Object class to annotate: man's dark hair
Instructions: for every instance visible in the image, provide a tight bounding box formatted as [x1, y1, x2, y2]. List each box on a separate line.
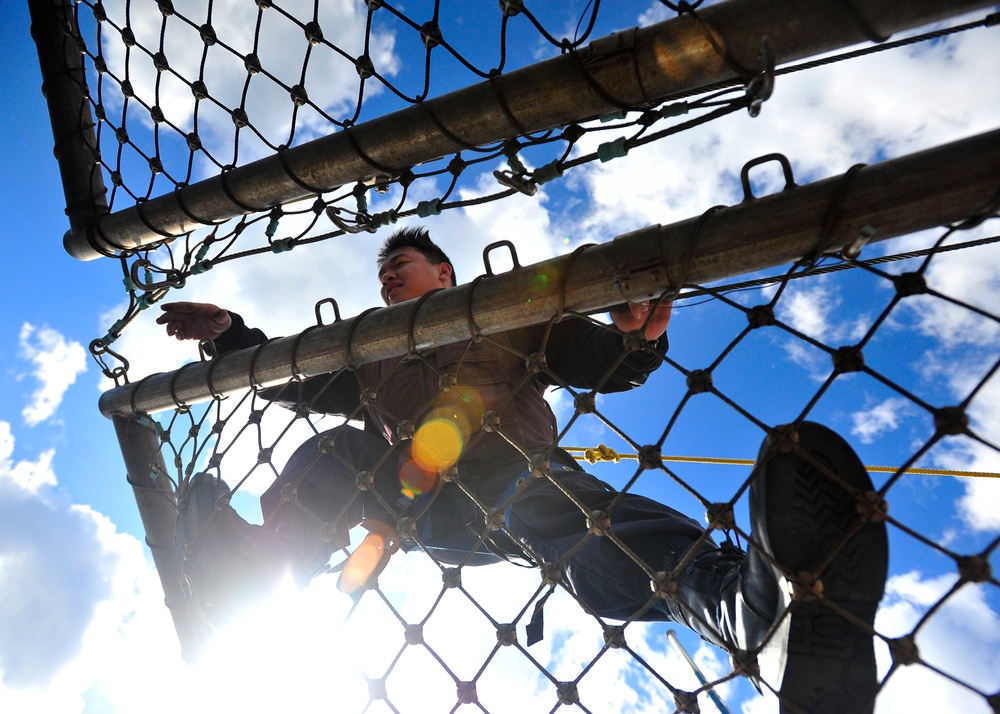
[377, 226, 457, 285]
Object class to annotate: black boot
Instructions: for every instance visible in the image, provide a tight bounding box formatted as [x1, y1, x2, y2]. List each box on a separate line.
[657, 542, 776, 674]
[176, 473, 332, 636]
[663, 422, 888, 713]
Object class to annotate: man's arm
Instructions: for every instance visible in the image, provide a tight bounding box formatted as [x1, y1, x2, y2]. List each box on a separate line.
[531, 307, 670, 393]
[157, 302, 361, 415]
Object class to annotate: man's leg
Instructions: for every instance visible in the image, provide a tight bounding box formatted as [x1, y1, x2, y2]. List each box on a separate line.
[177, 425, 402, 632]
[505, 422, 888, 713]
[260, 424, 405, 555]
[504, 461, 711, 622]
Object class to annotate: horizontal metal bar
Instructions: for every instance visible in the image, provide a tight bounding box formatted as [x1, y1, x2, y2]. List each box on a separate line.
[99, 128, 1000, 418]
[66, 0, 994, 259]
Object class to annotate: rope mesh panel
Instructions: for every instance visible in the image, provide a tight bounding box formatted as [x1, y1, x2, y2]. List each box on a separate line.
[28, 0, 1000, 711]
[139, 214, 999, 711]
[53, 0, 999, 344]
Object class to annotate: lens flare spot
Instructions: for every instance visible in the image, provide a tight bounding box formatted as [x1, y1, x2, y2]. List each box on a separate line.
[529, 271, 549, 291]
[441, 386, 482, 418]
[337, 532, 386, 594]
[411, 417, 465, 473]
[399, 460, 439, 499]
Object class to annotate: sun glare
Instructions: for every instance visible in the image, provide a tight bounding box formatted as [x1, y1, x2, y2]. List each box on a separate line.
[183, 577, 368, 712]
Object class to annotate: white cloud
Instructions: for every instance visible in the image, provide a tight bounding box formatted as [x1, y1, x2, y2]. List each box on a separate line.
[18, 323, 87, 426]
[914, 344, 1000, 532]
[852, 397, 914, 445]
[458, 168, 562, 267]
[0, 410, 747, 712]
[0, 422, 56, 494]
[574, 17, 1000, 252]
[778, 283, 835, 339]
[942, 363, 1000, 532]
[45, 543, 732, 714]
[956, 476, 1000, 532]
[875, 571, 1000, 712]
[770, 280, 871, 373]
[0, 426, 139, 693]
[905, 239, 1000, 349]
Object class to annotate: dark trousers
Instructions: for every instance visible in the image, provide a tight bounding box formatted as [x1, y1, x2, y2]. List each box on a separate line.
[262, 425, 715, 622]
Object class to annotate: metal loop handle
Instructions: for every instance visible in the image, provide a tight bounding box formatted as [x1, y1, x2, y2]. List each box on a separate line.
[314, 298, 342, 325]
[482, 240, 522, 276]
[740, 153, 796, 201]
[198, 339, 218, 362]
[288, 299, 342, 380]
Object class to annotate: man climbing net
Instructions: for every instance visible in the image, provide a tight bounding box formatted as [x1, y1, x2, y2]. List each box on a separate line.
[158, 226, 889, 713]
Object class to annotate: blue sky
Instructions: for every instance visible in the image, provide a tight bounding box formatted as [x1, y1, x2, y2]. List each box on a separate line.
[1, 1, 999, 712]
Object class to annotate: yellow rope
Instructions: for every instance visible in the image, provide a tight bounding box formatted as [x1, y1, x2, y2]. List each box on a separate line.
[562, 445, 1000, 479]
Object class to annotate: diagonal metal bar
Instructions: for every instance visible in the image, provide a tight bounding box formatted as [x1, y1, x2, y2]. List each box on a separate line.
[46, 0, 995, 259]
[98, 128, 1000, 418]
[28, 0, 109, 242]
[112, 414, 205, 660]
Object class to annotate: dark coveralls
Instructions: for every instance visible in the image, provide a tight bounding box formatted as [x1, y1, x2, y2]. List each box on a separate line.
[215, 312, 711, 624]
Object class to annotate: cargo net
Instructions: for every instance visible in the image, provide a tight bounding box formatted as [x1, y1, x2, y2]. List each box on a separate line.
[41, 0, 999, 710]
[50, 0, 988, 350]
[129, 212, 1000, 713]
[67, 0, 780, 345]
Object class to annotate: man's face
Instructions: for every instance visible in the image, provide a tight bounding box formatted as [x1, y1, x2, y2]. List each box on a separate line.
[378, 247, 453, 305]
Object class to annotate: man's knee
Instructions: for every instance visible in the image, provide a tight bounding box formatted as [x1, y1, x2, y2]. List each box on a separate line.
[262, 425, 401, 534]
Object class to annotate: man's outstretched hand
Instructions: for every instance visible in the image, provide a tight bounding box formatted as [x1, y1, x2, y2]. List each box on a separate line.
[156, 302, 232, 341]
[609, 300, 673, 342]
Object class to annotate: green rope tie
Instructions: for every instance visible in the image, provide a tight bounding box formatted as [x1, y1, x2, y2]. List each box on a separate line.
[660, 101, 689, 118]
[533, 162, 563, 185]
[506, 153, 526, 174]
[598, 137, 628, 163]
[417, 198, 442, 217]
[353, 183, 369, 214]
[371, 210, 399, 228]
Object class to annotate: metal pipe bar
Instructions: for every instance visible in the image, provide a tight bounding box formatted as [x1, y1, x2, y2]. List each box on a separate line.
[65, 0, 994, 259]
[112, 414, 205, 660]
[99, 128, 1000, 418]
[666, 630, 733, 714]
[29, 0, 109, 237]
